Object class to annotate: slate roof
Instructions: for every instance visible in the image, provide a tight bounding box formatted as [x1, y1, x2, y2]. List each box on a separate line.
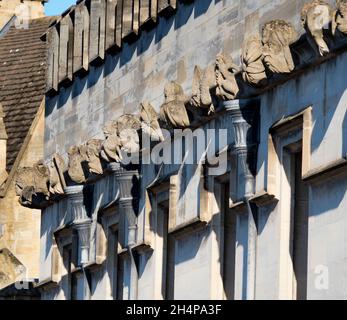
[0, 16, 55, 173]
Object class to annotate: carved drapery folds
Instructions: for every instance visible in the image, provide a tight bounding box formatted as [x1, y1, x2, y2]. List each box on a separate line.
[15, 161, 50, 208]
[262, 20, 298, 74]
[160, 81, 190, 128]
[301, 0, 333, 56]
[242, 35, 267, 86]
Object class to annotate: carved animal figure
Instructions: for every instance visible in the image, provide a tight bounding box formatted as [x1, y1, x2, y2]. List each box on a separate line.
[49, 153, 67, 195]
[215, 53, 240, 101]
[16, 161, 50, 207]
[101, 121, 123, 163]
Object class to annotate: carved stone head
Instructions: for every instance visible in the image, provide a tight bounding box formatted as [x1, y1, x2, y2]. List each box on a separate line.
[301, 0, 333, 56]
[335, 0, 347, 34]
[116, 114, 141, 155]
[262, 20, 298, 73]
[242, 35, 267, 87]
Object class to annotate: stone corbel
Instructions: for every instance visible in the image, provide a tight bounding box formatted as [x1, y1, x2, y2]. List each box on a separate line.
[65, 185, 92, 266]
[222, 99, 260, 205]
[111, 163, 140, 247]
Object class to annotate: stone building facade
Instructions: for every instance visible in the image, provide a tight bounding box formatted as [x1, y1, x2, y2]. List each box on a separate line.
[0, 1, 54, 298]
[17, 0, 347, 299]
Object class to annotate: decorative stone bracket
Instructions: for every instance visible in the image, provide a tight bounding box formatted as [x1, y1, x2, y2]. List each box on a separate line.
[109, 163, 140, 247]
[224, 99, 260, 203]
[64, 185, 92, 266]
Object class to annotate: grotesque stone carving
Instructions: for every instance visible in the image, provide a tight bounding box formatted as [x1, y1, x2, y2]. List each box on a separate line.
[83, 139, 103, 175]
[160, 81, 190, 128]
[16, 161, 50, 208]
[140, 101, 165, 142]
[116, 114, 142, 155]
[190, 65, 217, 114]
[101, 121, 122, 163]
[301, 0, 333, 56]
[101, 115, 141, 163]
[49, 154, 66, 195]
[262, 20, 298, 74]
[333, 0, 347, 35]
[242, 35, 267, 86]
[215, 53, 240, 101]
[67, 146, 88, 184]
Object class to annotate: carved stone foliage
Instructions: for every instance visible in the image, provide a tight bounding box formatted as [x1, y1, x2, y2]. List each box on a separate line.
[140, 101, 165, 141]
[333, 0, 347, 35]
[215, 53, 240, 101]
[242, 35, 267, 86]
[15, 161, 50, 208]
[262, 20, 298, 74]
[160, 81, 190, 128]
[101, 114, 141, 163]
[301, 0, 334, 56]
[49, 153, 66, 195]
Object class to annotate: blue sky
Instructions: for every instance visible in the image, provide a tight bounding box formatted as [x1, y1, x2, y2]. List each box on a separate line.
[45, 0, 76, 16]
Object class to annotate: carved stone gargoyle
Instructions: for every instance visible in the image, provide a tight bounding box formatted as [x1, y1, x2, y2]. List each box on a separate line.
[160, 81, 190, 128]
[49, 153, 66, 195]
[333, 0, 347, 36]
[15, 161, 50, 208]
[140, 101, 165, 142]
[301, 0, 334, 56]
[242, 35, 267, 86]
[262, 20, 298, 74]
[215, 53, 240, 101]
[101, 115, 141, 163]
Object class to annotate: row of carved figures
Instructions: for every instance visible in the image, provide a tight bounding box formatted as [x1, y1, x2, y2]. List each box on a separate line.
[15, 0, 347, 208]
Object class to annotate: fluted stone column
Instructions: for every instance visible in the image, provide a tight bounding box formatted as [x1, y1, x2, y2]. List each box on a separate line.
[223, 99, 259, 300]
[65, 185, 92, 266]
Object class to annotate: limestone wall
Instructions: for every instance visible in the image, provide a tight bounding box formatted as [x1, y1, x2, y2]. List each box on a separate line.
[40, 0, 347, 300]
